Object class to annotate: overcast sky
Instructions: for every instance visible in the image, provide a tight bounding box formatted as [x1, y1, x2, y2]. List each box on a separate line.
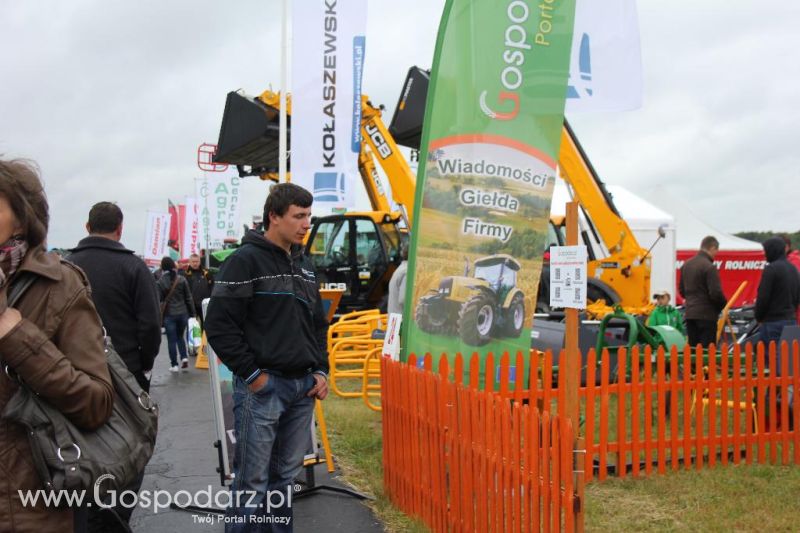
[1, 0, 798, 253]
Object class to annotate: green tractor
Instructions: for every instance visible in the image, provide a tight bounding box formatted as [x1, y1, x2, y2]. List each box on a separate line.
[415, 254, 526, 346]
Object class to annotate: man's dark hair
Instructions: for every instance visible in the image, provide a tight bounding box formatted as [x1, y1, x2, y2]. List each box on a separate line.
[88, 201, 123, 234]
[262, 183, 313, 229]
[0, 159, 49, 248]
[700, 236, 719, 251]
[780, 234, 792, 251]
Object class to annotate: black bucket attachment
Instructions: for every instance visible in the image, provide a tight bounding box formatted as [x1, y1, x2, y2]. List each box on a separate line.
[214, 91, 291, 176]
[388, 66, 429, 150]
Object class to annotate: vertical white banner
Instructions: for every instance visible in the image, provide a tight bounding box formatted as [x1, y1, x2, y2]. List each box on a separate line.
[291, 0, 367, 210]
[566, 0, 643, 113]
[181, 196, 202, 260]
[143, 211, 170, 267]
[195, 178, 209, 250]
[198, 174, 243, 249]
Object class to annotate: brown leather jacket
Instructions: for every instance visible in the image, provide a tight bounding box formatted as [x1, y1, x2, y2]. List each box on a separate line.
[679, 250, 728, 321]
[0, 247, 114, 532]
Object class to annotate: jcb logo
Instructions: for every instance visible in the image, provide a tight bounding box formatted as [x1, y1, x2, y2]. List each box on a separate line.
[365, 123, 392, 159]
[321, 283, 347, 292]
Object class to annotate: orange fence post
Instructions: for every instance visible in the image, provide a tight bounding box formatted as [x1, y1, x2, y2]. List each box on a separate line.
[669, 345, 679, 471]
[745, 343, 755, 465]
[757, 342, 767, 464]
[768, 342, 778, 465]
[720, 343, 730, 466]
[657, 347, 667, 474]
[708, 344, 717, 468]
[682, 344, 692, 470]
[617, 347, 628, 477]
[644, 345, 654, 475]
[599, 349, 610, 480]
[780, 341, 790, 465]
[794, 343, 800, 465]
[631, 346, 641, 477]
[585, 349, 597, 481]
[694, 344, 704, 470]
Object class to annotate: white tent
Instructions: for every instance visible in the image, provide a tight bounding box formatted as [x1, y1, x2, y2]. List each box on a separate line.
[640, 186, 762, 251]
[550, 181, 676, 299]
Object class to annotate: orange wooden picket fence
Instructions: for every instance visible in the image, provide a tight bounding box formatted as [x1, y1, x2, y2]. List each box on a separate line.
[382, 354, 579, 533]
[381, 340, 800, 531]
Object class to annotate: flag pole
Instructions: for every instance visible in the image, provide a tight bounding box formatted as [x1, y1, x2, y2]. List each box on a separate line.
[279, 0, 289, 183]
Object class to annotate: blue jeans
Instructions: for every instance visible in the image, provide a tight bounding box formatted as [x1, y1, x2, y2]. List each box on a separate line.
[226, 373, 315, 533]
[164, 313, 189, 366]
[759, 319, 795, 358]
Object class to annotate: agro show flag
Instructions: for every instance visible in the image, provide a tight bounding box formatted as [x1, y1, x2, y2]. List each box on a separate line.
[143, 211, 170, 268]
[565, 0, 642, 112]
[403, 0, 576, 386]
[291, 0, 367, 209]
[196, 174, 242, 250]
[181, 196, 202, 260]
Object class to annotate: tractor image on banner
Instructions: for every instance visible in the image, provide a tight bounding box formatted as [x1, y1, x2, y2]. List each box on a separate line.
[402, 0, 577, 387]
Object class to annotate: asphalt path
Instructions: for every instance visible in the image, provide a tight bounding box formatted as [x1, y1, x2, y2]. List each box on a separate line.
[129, 335, 384, 532]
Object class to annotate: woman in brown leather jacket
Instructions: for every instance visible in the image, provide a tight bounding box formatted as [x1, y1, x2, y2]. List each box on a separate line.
[0, 159, 114, 532]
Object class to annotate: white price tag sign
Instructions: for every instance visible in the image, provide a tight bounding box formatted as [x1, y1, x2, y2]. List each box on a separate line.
[549, 245, 588, 309]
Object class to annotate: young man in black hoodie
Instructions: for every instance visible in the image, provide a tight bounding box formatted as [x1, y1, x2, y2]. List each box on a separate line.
[755, 236, 800, 347]
[205, 183, 328, 532]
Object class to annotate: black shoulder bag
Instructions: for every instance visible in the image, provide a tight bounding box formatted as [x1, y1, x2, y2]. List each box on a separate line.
[1, 272, 159, 500]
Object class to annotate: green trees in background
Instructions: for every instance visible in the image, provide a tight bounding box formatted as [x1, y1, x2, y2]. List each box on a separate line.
[735, 231, 800, 250]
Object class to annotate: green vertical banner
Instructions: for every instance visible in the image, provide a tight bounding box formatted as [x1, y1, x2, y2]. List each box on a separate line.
[402, 0, 576, 387]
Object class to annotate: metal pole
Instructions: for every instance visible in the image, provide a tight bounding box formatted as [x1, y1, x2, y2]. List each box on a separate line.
[279, 0, 289, 183]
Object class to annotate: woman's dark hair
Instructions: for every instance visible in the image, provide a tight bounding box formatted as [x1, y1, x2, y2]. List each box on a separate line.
[262, 183, 313, 229]
[0, 159, 49, 247]
[161, 256, 176, 271]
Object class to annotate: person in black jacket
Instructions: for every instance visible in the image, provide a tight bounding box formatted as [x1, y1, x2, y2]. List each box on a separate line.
[157, 256, 195, 372]
[67, 201, 160, 533]
[755, 236, 800, 347]
[679, 236, 728, 348]
[181, 252, 213, 329]
[67, 202, 161, 391]
[205, 183, 329, 531]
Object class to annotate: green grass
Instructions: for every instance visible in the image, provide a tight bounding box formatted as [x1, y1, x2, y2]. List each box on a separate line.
[585, 464, 800, 531]
[321, 383, 800, 532]
[321, 393, 428, 533]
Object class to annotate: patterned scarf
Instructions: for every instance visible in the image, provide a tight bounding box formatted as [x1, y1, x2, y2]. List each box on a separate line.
[0, 236, 29, 289]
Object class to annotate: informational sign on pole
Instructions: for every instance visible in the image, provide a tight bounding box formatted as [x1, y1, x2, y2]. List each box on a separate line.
[382, 313, 402, 361]
[549, 245, 588, 309]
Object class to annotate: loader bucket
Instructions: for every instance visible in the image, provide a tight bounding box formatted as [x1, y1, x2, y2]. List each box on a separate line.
[214, 91, 291, 172]
[388, 66, 429, 150]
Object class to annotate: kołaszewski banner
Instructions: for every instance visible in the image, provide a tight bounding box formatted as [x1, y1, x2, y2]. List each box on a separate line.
[291, 0, 367, 210]
[403, 0, 576, 387]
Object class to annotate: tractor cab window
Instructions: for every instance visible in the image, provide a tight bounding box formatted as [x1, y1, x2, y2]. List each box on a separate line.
[309, 219, 350, 269]
[355, 219, 385, 269]
[547, 221, 564, 249]
[474, 262, 516, 292]
[380, 222, 403, 263]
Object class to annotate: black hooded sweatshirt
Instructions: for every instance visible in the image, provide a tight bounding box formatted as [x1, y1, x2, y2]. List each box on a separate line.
[755, 237, 800, 323]
[204, 230, 329, 382]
